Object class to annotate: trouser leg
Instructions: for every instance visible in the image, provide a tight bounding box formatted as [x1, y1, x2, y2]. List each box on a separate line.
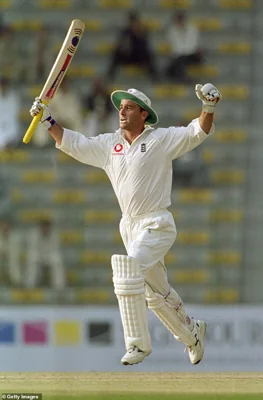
[50, 261, 65, 289]
[25, 262, 39, 288]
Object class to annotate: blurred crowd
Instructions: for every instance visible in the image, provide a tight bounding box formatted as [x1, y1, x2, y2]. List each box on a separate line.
[0, 216, 64, 290]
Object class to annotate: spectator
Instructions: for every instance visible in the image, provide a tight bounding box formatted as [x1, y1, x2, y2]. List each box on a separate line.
[107, 10, 158, 81]
[0, 217, 22, 287]
[0, 166, 11, 217]
[34, 25, 52, 84]
[165, 11, 203, 82]
[32, 76, 84, 147]
[25, 218, 65, 289]
[0, 14, 4, 30]
[0, 77, 20, 149]
[0, 25, 18, 83]
[83, 77, 118, 137]
[16, 24, 53, 84]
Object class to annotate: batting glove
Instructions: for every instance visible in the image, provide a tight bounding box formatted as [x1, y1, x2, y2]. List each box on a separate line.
[30, 97, 56, 129]
[195, 83, 222, 113]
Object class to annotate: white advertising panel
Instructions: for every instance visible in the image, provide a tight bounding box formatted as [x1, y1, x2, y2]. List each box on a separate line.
[0, 305, 262, 372]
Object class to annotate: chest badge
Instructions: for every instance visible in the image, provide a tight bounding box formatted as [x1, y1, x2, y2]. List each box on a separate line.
[141, 143, 146, 152]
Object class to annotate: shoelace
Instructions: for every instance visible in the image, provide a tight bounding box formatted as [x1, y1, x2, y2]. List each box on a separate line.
[128, 346, 136, 353]
[128, 346, 143, 354]
[184, 333, 199, 354]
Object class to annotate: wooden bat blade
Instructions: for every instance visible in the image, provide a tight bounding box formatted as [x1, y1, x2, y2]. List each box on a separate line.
[40, 19, 85, 103]
[23, 19, 85, 144]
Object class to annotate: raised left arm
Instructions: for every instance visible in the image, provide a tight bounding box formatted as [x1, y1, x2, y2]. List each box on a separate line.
[199, 110, 214, 134]
[195, 83, 222, 134]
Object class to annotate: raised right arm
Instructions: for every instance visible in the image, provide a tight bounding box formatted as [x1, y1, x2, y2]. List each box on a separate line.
[29, 97, 110, 168]
[30, 97, 64, 145]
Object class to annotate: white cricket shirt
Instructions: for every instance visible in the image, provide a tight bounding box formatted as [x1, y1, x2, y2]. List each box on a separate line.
[56, 118, 214, 217]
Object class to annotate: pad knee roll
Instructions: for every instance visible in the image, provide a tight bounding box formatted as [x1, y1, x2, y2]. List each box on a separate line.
[112, 255, 145, 296]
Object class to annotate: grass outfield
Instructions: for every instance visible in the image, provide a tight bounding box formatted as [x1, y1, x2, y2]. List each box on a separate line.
[0, 372, 262, 400]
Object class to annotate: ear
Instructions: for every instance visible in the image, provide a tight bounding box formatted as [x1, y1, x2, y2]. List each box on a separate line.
[141, 110, 149, 122]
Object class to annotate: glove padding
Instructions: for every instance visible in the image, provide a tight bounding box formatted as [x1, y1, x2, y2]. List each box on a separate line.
[195, 83, 222, 113]
[29, 97, 56, 129]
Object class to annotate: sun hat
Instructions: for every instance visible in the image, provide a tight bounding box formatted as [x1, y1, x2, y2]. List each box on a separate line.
[111, 88, 159, 125]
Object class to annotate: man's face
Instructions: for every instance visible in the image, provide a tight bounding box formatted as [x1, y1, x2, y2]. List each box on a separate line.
[174, 13, 185, 27]
[40, 221, 51, 236]
[119, 99, 148, 130]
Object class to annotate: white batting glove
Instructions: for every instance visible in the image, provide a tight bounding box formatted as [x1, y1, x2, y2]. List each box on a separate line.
[29, 97, 56, 129]
[195, 83, 222, 113]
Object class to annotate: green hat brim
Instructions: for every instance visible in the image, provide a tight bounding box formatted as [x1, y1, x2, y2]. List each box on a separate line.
[111, 90, 159, 125]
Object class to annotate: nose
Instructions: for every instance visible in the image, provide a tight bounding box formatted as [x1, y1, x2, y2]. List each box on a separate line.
[120, 108, 125, 116]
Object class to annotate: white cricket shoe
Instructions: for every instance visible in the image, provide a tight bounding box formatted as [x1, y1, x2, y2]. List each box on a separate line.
[188, 320, 207, 365]
[121, 346, 151, 366]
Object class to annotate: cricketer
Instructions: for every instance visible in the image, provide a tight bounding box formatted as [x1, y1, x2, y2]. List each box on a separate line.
[30, 83, 222, 366]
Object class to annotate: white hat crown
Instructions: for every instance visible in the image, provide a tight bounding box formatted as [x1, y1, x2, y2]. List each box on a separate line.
[111, 87, 158, 125]
[127, 88, 151, 107]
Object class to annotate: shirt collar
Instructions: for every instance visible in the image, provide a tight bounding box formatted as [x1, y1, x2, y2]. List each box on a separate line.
[115, 126, 154, 137]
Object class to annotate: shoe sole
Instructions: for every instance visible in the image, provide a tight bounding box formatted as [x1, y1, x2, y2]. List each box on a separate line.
[122, 360, 140, 366]
[121, 351, 151, 366]
[193, 321, 207, 365]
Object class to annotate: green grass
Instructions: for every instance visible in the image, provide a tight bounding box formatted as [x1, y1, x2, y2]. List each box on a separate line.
[1, 372, 263, 400]
[9, 395, 263, 400]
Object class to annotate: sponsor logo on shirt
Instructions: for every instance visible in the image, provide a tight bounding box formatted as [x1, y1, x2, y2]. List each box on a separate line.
[112, 143, 124, 155]
[141, 143, 146, 152]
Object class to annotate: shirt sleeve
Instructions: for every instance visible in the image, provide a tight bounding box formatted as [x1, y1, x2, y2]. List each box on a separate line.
[56, 129, 111, 169]
[157, 118, 214, 161]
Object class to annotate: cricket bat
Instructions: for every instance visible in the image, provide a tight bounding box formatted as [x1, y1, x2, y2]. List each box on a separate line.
[23, 19, 85, 144]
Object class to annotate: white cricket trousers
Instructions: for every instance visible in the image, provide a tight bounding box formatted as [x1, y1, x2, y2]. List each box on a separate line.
[119, 209, 195, 347]
[120, 209, 176, 269]
[119, 209, 177, 297]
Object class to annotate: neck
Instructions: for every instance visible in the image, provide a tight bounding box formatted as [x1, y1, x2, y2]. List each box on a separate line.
[124, 127, 145, 144]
